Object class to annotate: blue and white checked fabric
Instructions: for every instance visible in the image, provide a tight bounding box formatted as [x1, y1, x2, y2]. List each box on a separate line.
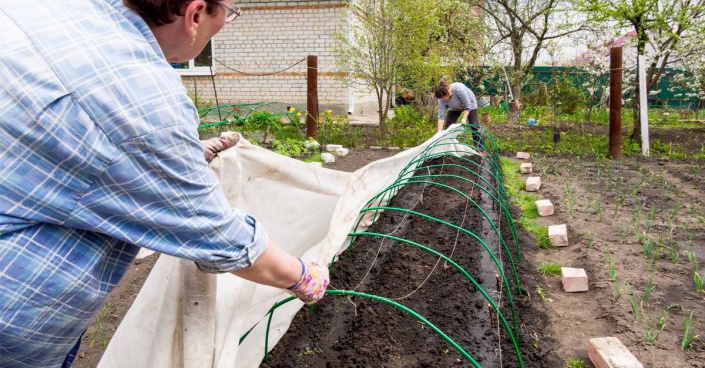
[0, 1, 269, 367]
[437, 82, 478, 120]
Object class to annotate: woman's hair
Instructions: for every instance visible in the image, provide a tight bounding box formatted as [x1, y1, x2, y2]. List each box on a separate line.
[125, 0, 220, 26]
[434, 81, 451, 99]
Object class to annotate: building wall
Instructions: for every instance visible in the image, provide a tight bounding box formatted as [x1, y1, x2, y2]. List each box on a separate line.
[182, 0, 374, 115]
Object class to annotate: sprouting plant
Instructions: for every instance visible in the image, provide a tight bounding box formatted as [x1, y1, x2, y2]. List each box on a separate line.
[643, 308, 667, 344]
[586, 233, 595, 248]
[613, 280, 627, 300]
[566, 358, 585, 368]
[628, 292, 640, 323]
[537, 262, 563, 276]
[681, 310, 699, 350]
[695, 271, 704, 293]
[594, 200, 603, 221]
[563, 182, 573, 201]
[535, 285, 552, 302]
[654, 235, 664, 260]
[642, 235, 653, 259]
[619, 226, 629, 244]
[614, 195, 626, 217]
[301, 346, 323, 356]
[648, 206, 657, 232]
[604, 251, 616, 282]
[88, 305, 110, 347]
[687, 243, 697, 265]
[669, 241, 680, 262]
[632, 203, 644, 225]
[658, 311, 668, 330]
[642, 275, 656, 302]
[670, 203, 683, 221]
[566, 198, 575, 218]
[532, 331, 540, 348]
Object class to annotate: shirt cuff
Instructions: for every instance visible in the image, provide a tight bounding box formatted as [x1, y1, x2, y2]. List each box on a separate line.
[194, 213, 270, 274]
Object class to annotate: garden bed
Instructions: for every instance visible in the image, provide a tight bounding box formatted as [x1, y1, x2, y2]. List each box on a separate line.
[260, 155, 554, 368]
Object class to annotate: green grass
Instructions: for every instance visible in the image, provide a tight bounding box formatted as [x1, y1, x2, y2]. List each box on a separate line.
[503, 160, 540, 218]
[482, 105, 702, 127]
[537, 261, 563, 276]
[503, 158, 551, 248]
[566, 358, 585, 368]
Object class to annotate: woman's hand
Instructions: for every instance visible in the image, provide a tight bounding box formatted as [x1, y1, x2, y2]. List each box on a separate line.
[285, 260, 330, 305]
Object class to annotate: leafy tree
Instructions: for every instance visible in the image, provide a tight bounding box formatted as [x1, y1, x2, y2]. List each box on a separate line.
[481, 0, 589, 122]
[580, 0, 705, 143]
[335, 0, 484, 134]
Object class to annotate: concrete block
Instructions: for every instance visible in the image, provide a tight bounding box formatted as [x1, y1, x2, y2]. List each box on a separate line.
[335, 147, 349, 156]
[304, 140, 320, 150]
[517, 152, 531, 159]
[588, 337, 643, 368]
[321, 152, 335, 163]
[525, 176, 542, 192]
[561, 267, 588, 292]
[326, 144, 343, 152]
[548, 224, 569, 247]
[309, 162, 323, 168]
[520, 163, 533, 174]
[535, 199, 554, 216]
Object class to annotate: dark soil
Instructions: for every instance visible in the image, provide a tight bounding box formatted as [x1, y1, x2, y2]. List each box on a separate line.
[261, 155, 557, 368]
[76, 123, 705, 368]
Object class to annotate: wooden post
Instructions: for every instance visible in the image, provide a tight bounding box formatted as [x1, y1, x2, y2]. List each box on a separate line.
[306, 55, 319, 138]
[608, 47, 623, 159]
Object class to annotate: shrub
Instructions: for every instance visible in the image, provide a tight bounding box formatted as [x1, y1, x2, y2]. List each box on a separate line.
[383, 105, 435, 147]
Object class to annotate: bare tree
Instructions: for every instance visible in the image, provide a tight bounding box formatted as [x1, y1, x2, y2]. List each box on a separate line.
[481, 0, 589, 122]
[582, 0, 705, 143]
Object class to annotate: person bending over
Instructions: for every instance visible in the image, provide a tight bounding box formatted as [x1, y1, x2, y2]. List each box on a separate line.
[434, 81, 485, 152]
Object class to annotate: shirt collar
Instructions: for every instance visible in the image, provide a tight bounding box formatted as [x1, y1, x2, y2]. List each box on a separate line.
[104, 0, 166, 60]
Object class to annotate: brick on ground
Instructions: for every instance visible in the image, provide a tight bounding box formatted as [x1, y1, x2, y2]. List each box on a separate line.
[535, 199, 554, 216]
[548, 224, 568, 247]
[517, 152, 530, 159]
[326, 144, 343, 152]
[588, 337, 644, 368]
[335, 147, 349, 156]
[525, 176, 541, 192]
[561, 267, 588, 292]
[520, 163, 533, 173]
[321, 152, 335, 163]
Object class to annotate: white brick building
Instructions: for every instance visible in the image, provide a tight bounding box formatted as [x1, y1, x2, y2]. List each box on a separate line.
[176, 0, 375, 115]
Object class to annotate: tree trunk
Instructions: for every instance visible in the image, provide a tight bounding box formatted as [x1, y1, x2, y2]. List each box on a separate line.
[631, 96, 641, 144]
[376, 89, 386, 138]
[507, 88, 522, 123]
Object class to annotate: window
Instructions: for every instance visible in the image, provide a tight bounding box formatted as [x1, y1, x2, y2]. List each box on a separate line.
[170, 40, 215, 76]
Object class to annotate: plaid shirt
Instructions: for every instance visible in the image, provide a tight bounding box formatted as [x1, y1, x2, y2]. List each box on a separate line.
[0, 1, 269, 367]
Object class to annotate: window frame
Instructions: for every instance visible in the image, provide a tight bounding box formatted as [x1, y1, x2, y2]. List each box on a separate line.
[171, 39, 216, 76]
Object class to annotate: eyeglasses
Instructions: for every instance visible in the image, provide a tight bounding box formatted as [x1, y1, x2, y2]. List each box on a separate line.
[217, 1, 241, 23]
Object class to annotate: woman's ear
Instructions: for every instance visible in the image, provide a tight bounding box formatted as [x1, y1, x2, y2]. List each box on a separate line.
[183, 0, 206, 39]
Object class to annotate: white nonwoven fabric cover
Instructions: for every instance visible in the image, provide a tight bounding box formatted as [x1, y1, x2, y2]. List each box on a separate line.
[99, 126, 474, 368]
